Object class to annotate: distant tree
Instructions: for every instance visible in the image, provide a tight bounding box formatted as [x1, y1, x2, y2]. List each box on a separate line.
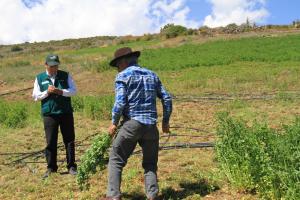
[293, 20, 300, 28]
[186, 28, 197, 35]
[199, 26, 213, 37]
[246, 17, 251, 27]
[11, 45, 23, 52]
[224, 23, 239, 34]
[160, 23, 188, 38]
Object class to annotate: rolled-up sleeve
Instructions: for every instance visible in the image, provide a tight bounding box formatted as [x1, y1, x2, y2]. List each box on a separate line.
[112, 75, 127, 125]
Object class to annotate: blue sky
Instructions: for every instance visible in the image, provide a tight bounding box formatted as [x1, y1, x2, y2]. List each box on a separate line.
[265, 1, 300, 24]
[1, 0, 299, 44]
[186, 0, 300, 25]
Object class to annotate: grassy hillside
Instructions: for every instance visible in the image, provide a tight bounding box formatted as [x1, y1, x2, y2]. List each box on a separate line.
[0, 31, 300, 199]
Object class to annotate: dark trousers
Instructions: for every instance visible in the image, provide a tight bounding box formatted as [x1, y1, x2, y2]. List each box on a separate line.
[43, 114, 76, 171]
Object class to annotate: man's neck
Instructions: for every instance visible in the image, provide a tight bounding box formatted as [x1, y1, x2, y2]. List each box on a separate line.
[46, 70, 57, 77]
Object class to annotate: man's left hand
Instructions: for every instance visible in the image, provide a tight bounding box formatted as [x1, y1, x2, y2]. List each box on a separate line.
[53, 88, 63, 95]
[108, 124, 117, 137]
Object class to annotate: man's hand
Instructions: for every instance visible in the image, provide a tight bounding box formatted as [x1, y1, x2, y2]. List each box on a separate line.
[162, 122, 170, 133]
[53, 88, 63, 95]
[47, 85, 56, 94]
[108, 124, 117, 137]
[47, 85, 63, 95]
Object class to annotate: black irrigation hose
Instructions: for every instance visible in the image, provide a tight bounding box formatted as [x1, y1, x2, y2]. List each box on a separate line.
[0, 130, 213, 165]
[3, 142, 215, 164]
[1, 86, 300, 101]
[160, 133, 216, 138]
[170, 126, 212, 134]
[1, 125, 215, 165]
[5, 132, 100, 164]
[132, 142, 214, 155]
[173, 95, 275, 101]
[160, 142, 214, 149]
[172, 92, 300, 102]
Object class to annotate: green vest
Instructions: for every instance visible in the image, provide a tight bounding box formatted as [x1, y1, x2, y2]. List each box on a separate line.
[37, 70, 73, 116]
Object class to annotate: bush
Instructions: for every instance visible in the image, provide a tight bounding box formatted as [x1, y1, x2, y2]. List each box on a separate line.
[11, 45, 23, 52]
[223, 23, 239, 34]
[0, 100, 28, 128]
[83, 95, 114, 120]
[293, 20, 300, 28]
[216, 112, 300, 199]
[141, 34, 155, 41]
[73, 95, 114, 120]
[160, 23, 188, 38]
[199, 26, 213, 37]
[72, 96, 85, 112]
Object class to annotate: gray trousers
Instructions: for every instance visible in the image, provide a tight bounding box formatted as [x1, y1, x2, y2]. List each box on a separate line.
[107, 119, 159, 199]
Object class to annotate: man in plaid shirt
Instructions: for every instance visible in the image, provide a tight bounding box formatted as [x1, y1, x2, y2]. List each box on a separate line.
[101, 47, 172, 200]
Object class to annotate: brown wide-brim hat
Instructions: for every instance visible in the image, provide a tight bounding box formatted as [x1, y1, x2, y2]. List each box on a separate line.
[109, 47, 140, 67]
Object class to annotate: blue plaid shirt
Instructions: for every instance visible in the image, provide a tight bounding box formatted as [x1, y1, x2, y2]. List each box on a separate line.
[112, 65, 172, 125]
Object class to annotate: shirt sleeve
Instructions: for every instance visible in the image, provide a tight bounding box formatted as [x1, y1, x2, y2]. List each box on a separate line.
[156, 77, 172, 124]
[112, 75, 127, 126]
[32, 78, 49, 101]
[62, 74, 77, 97]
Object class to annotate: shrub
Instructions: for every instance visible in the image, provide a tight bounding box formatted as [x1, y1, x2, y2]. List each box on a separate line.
[0, 100, 6, 123]
[73, 95, 114, 120]
[199, 26, 213, 37]
[0, 100, 28, 128]
[141, 34, 155, 41]
[216, 112, 300, 199]
[160, 23, 188, 38]
[223, 23, 239, 34]
[83, 95, 114, 120]
[293, 20, 300, 28]
[11, 45, 23, 52]
[72, 96, 85, 112]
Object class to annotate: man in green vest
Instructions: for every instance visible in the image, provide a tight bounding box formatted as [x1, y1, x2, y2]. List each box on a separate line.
[32, 54, 77, 179]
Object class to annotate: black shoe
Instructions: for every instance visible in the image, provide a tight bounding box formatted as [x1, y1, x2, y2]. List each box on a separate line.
[68, 167, 77, 175]
[42, 169, 56, 179]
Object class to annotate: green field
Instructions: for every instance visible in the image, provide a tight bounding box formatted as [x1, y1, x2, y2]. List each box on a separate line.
[0, 31, 300, 199]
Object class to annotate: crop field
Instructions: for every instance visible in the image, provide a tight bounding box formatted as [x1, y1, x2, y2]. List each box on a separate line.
[0, 30, 300, 199]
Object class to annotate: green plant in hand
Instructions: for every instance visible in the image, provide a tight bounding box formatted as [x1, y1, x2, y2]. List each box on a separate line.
[77, 133, 112, 190]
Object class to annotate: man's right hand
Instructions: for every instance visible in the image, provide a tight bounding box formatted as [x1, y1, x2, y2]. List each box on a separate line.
[47, 85, 56, 94]
[108, 124, 117, 138]
[162, 122, 170, 133]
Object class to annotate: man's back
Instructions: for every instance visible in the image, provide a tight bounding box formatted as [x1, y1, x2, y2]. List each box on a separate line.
[112, 65, 172, 125]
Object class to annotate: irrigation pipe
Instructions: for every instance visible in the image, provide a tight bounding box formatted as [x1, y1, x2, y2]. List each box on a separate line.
[2, 142, 215, 165]
[1, 130, 215, 165]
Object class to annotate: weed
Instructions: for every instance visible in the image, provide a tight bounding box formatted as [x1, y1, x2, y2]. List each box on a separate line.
[0, 100, 28, 128]
[216, 112, 300, 199]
